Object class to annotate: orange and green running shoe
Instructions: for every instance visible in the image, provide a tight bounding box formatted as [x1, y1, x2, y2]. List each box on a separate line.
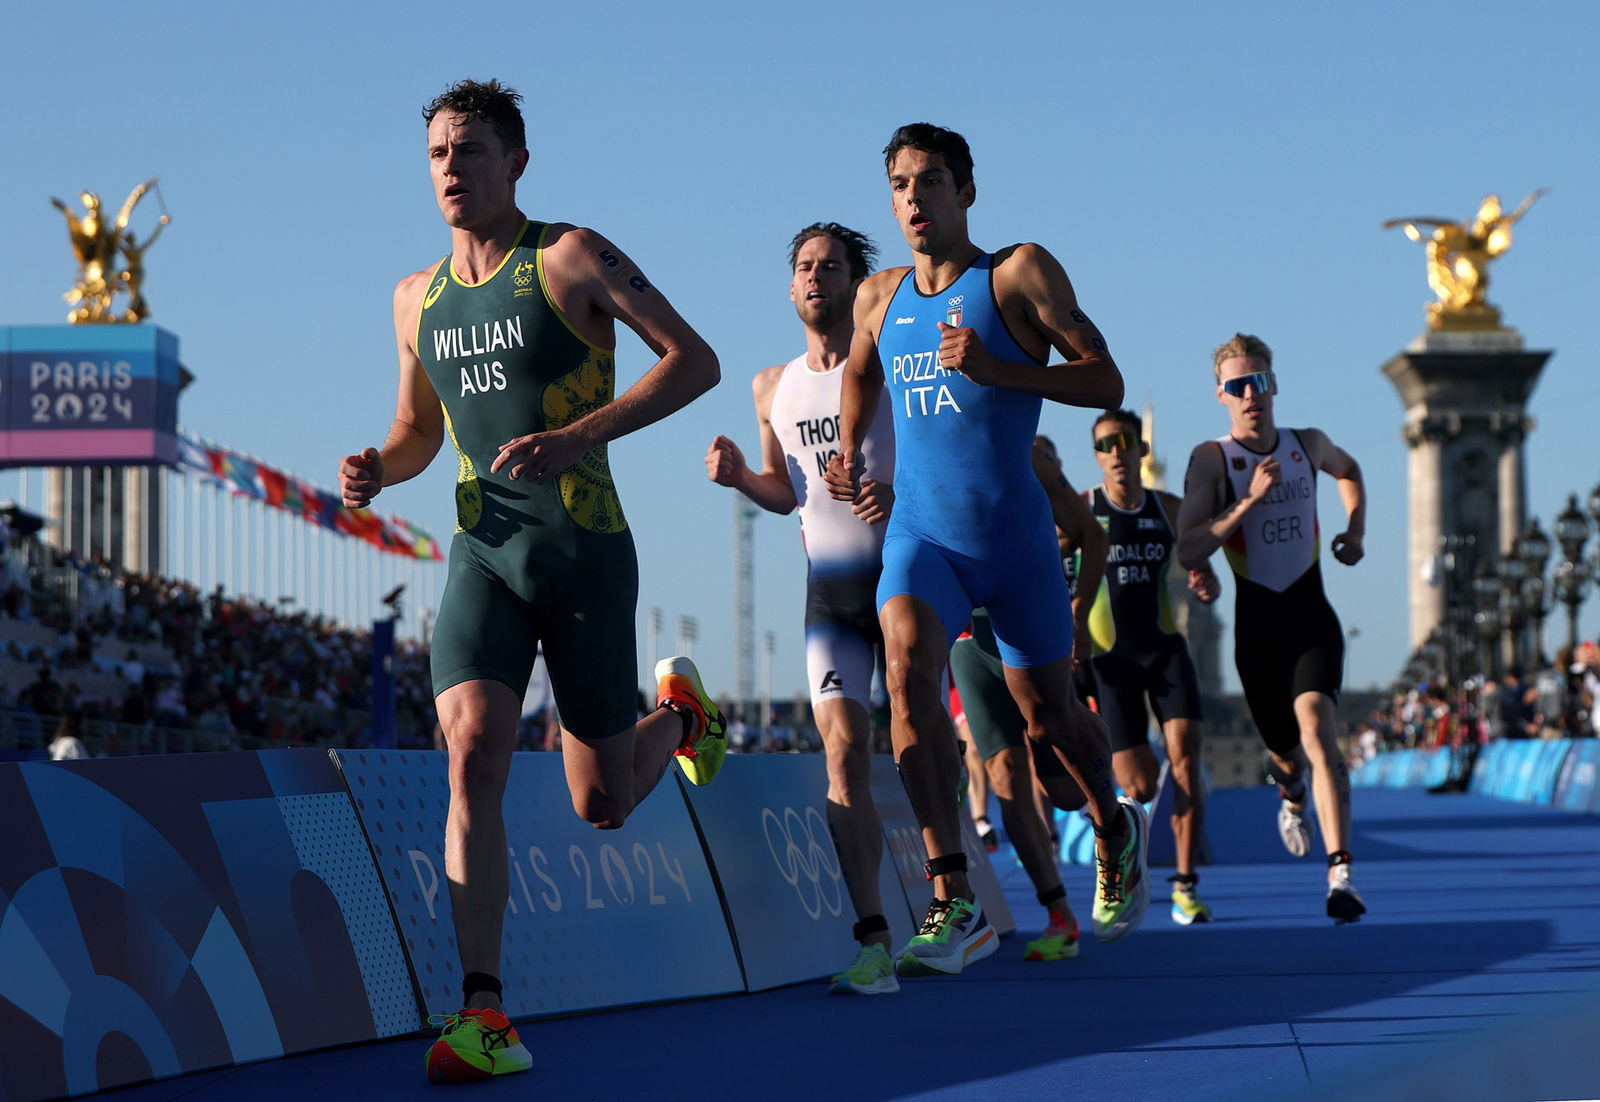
[657, 656, 727, 786]
[1024, 912, 1080, 961]
[424, 1007, 532, 1083]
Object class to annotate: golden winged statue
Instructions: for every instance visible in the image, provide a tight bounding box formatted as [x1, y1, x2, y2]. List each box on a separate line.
[1382, 189, 1547, 329]
[50, 178, 170, 323]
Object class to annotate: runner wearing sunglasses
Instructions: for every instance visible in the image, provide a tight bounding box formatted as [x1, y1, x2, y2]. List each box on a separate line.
[1175, 334, 1368, 923]
[1081, 409, 1220, 925]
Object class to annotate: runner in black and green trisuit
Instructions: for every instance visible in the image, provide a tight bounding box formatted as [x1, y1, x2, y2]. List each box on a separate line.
[337, 79, 724, 1084]
[1081, 409, 1220, 925]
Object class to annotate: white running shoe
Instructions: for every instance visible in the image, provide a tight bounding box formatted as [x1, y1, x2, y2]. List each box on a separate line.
[1277, 799, 1312, 858]
[1327, 864, 1367, 924]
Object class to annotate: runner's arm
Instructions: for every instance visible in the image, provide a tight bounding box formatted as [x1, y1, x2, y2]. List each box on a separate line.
[339, 271, 445, 506]
[1043, 472, 1106, 643]
[939, 243, 1122, 410]
[1175, 442, 1272, 569]
[708, 366, 796, 514]
[828, 273, 892, 501]
[1303, 427, 1366, 565]
[553, 228, 718, 446]
[493, 228, 717, 479]
[1031, 444, 1103, 644]
[1162, 490, 1220, 601]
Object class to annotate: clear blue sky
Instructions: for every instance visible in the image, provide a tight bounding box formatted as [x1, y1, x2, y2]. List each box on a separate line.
[3, 0, 1597, 701]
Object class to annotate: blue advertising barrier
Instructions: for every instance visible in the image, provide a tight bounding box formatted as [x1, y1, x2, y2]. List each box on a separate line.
[677, 756, 918, 991]
[1421, 746, 1453, 787]
[1529, 740, 1572, 805]
[1495, 740, 1553, 801]
[0, 750, 415, 1102]
[330, 750, 742, 1021]
[1361, 739, 1596, 814]
[1553, 740, 1600, 812]
[1469, 740, 1508, 794]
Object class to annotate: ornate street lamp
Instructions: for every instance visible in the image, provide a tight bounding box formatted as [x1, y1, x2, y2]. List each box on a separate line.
[1519, 517, 1553, 574]
[1472, 566, 1503, 677]
[1516, 517, 1553, 670]
[1553, 494, 1591, 653]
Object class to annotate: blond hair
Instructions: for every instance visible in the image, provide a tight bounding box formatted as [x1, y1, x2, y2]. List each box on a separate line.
[1212, 333, 1273, 380]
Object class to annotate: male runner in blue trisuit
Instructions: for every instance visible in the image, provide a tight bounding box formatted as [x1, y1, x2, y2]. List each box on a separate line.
[826, 123, 1150, 976]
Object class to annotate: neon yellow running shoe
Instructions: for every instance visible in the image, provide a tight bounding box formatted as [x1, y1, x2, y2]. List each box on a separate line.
[657, 656, 727, 786]
[1092, 796, 1150, 942]
[424, 1007, 532, 1083]
[1024, 912, 1080, 961]
[829, 941, 900, 995]
[895, 897, 997, 977]
[1169, 878, 1214, 926]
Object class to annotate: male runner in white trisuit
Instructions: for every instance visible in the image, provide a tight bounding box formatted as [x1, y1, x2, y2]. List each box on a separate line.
[706, 222, 900, 993]
[1176, 334, 1367, 923]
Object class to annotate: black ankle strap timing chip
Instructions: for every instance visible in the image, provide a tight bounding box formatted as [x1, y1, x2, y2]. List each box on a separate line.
[924, 853, 967, 880]
[462, 971, 503, 1002]
[852, 914, 889, 941]
[1328, 850, 1353, 868]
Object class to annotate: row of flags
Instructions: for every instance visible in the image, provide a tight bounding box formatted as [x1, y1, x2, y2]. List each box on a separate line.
[175, 431, 444, 562]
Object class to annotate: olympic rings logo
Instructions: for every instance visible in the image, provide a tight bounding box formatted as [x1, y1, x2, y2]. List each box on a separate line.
[761, 805, 843, 920]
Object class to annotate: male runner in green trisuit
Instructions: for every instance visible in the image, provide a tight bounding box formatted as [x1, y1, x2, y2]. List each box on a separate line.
[338, 79, 725, 1082]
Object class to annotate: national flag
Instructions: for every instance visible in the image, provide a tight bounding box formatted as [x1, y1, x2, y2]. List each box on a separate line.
[257, 465, 288, 508]
[176, 435, 217, 481]
[336, 506, 385, 547]
[282, 477, 307, 518]
[395, 516, 445, 562]
[222, 453, 265, 500]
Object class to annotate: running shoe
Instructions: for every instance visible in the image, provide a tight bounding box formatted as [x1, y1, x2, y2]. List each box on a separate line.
[1024, 912, 1080, 961]
[895, 897, 997, 976]
[976, 816, 999, 852]
[1091, 797, 1150, 942]
[1277, 798, 1312, 858]
[657, 656, 727, 786]
[424, 1007, 532, 1083]
[1327, 864, 1367, 925]
[829, 941, 900, 995]
[1170, 878, 1213, 926]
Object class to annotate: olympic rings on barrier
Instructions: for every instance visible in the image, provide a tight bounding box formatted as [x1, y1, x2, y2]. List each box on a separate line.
[760, 805, 843, 919]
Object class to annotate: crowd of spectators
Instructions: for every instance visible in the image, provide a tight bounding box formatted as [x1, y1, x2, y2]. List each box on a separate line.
[1346, 643, 1600, 770]
[1, 527, 436, 756]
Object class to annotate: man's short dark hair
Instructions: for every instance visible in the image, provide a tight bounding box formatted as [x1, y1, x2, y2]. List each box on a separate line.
[787, 223, 877, 282]
[882, 123, 974, 190]
[1093, 408, 1142, 436]
[422, 79, 526, 153]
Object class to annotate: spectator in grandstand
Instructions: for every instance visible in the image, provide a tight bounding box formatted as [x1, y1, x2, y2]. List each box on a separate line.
[1531, 649, 1576, 739]
[49, 712, 90, 760]
[1577, 643, 1600, 737]
[18, 665, 66, 717]
[153, 679, 189, 728]
[119, 649, 145, 683]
